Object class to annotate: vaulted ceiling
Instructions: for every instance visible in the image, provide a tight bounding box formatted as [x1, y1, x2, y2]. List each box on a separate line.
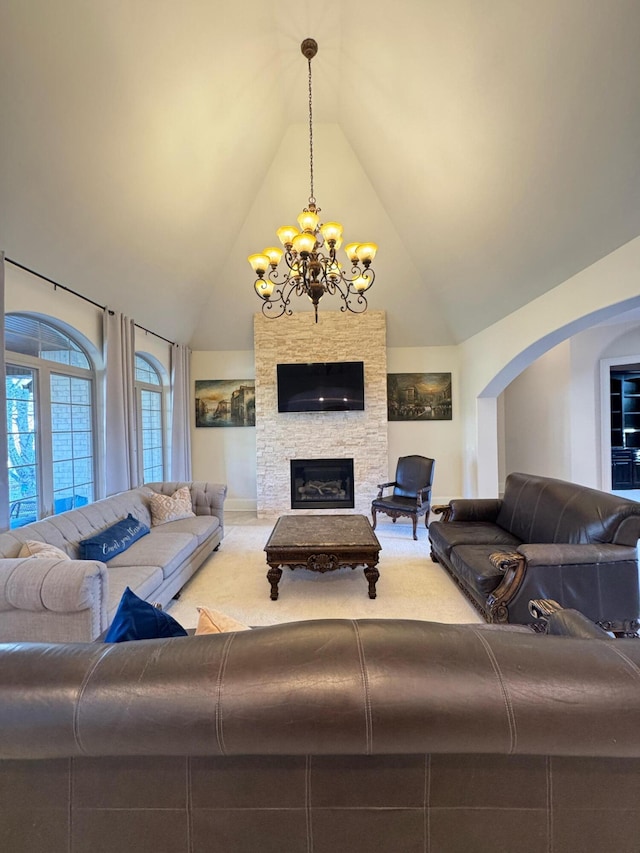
[2, 1, 640, 350]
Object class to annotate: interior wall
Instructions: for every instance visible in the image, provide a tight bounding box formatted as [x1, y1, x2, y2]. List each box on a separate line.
[460, 233, 640, 497]
[499, 319, 640, 492]
[386, 346, 461, 503]
[500, 341, 572, 487]
[190, 349, 257, 512]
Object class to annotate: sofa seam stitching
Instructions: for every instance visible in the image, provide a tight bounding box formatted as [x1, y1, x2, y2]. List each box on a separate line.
[73, 644, 117, 755]
[351, 621, 373, 754]
[470, 627, 517, 753]
[214, 632, 236, 756]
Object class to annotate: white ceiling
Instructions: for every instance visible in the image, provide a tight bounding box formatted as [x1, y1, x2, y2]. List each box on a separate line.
[2, 0, 640, 350]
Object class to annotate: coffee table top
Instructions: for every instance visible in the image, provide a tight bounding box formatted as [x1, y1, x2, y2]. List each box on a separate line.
[265, 514, 380, 550]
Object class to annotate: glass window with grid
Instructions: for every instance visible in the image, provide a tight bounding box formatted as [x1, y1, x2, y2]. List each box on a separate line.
[135, 354, 164, 483]
[5, 315, 95, 528]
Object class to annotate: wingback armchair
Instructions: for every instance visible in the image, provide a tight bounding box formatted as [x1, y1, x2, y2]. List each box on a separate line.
[371, 455, 435, 539]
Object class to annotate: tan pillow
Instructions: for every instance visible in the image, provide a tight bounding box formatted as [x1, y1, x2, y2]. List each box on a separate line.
[18, 540, 70, 560]
[195, 606, 251, 635]
[149, 486, 195, 526]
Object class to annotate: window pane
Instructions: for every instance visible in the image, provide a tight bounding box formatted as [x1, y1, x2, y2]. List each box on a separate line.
[51, 373, 94, 516]
[139, 387, 164, 483]
[135, 355, 161, 386]
[52, 431, 73, 462]
[5, 316, 90, 369]
[6, 365, 39, 528]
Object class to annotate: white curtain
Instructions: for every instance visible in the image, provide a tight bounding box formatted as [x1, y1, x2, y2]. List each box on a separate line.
[103, 309, 138, 495]
[170, 343, 192, 481]
[0, 254, 8, 529]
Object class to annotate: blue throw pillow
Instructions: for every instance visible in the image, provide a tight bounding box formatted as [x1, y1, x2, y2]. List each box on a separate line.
[104, 587, 188, 642]
[79, 514, 149, 561]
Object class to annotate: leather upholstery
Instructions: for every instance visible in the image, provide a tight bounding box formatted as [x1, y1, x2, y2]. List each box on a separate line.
[429, 472, 640, 628]
[0, 617, 639, 852]
[371, 455, 435, 539]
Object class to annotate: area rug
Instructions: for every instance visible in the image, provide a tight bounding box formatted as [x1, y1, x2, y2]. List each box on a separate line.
[166, 515, 483, 629]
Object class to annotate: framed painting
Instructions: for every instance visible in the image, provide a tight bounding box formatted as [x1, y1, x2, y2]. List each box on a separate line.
[195, 379, 256, 427]
[387, 373, 452, 421]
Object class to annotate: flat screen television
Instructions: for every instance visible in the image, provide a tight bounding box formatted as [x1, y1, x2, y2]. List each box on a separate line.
[277, 361, 365, 413]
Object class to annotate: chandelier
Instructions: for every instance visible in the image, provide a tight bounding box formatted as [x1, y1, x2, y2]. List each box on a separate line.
[248, 38, 378, 322]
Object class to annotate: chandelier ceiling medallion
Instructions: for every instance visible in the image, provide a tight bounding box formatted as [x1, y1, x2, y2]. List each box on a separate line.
[248, 38, 378, 322]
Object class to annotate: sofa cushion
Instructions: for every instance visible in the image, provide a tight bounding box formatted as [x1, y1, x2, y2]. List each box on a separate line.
[18, 541, 70, 560]
[79, 514, 150, 561]
[429, 520, 521, 560]
[449, 544, 507, 598]
[106, 531, 196, 580]
[150, 514, 220, 546]
[107, 565, 164, 619]
[104, 587, 187, 642]
[149, 487, 195, 526]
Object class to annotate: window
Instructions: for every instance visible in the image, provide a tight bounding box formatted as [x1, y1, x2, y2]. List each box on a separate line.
[6, 315, 95, 528]
[135, 354, 165, 484]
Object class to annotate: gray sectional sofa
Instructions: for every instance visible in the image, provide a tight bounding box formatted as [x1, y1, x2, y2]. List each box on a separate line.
[0, 481, 226, 643]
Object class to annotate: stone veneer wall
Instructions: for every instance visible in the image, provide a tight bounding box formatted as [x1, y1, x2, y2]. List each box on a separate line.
[254, 310, 388, 517]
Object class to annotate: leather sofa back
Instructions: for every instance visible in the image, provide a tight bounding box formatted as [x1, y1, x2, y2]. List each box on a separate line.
[3, 618, 640, 761]
[496, 471, 640, 545]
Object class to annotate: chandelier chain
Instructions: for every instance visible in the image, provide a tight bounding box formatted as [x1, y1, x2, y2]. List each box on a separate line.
[248, 37, 377, 322]
[307, 57, 315, 206]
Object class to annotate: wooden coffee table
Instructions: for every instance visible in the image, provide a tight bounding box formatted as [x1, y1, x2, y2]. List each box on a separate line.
[264, 514, 381, 600]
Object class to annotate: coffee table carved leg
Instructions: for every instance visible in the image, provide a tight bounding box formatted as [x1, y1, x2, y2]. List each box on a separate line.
[267, 563, 283, 600]
[363, 563, 380, 599]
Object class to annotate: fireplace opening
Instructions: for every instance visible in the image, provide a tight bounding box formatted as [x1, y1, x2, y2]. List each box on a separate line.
[290, 458, 355, 510]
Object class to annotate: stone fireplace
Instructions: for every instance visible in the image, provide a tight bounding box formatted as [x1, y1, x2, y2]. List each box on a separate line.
[254, 310, 388, 517]
[290, 458, 355, 510]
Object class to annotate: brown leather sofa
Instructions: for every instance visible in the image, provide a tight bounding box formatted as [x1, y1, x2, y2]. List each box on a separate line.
[1, 611, 640, 853]
[428, 471, 640, 632]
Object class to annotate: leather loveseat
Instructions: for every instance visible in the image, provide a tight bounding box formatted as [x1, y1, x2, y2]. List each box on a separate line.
[0, 480, 226, 643]
[428, 471, 640, 632]
[0, 610, 638, 853]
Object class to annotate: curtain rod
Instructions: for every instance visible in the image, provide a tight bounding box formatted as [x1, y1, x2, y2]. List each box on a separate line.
[5, 257, 177, 347]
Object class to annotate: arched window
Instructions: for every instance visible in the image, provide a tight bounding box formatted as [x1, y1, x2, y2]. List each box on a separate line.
[5, 315, 95, 528]
[135, 354, 165, 483]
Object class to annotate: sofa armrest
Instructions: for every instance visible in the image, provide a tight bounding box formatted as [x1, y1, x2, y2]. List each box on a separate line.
[0, 558, 109, 641]
[518, 542, 636, 566]
[487, 543, 639, 631]
[437, 498, 503, 524]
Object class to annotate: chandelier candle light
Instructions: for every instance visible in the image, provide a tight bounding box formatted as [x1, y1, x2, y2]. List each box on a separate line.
[248, 38, 378, 322]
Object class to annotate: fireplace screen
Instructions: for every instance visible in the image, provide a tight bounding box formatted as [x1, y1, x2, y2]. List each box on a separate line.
[290, 458, 355, 510]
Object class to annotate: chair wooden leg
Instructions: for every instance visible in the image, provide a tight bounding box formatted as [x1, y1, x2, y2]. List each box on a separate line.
[371, 508, 377, 530]
[412, 516, 418, 540]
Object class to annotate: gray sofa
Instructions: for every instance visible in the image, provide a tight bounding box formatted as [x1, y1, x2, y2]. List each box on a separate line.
[0, 610, 637, 853]
[429, 471, 640, 632]
[0, 481, 226, 643]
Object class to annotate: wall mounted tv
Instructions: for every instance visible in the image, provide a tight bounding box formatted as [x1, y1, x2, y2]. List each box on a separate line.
[277, 361, 365, 413]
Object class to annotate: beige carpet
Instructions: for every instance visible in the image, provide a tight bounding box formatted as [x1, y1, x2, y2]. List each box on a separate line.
[166, 514, 483, 630]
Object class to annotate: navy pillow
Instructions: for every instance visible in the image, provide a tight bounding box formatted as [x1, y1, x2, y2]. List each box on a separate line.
[104, 587, 188, 642]
[79, 514, 149, 561]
